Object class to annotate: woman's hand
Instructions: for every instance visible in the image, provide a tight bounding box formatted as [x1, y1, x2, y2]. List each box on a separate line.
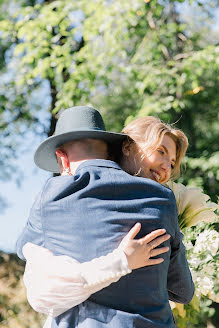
[118, 223, 170, 270]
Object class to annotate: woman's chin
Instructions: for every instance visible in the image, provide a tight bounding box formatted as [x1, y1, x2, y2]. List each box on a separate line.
[140, 172, 160, 183]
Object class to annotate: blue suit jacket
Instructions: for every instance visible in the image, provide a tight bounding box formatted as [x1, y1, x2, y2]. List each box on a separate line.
[17, 160, 194, 328]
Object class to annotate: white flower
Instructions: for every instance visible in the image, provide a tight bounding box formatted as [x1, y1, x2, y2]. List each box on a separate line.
[203, 263, 215, 276]
[183, 240, 193, 251]
[190, 268, 198, 283]
[166, 181, 218, 229]
[209, 290, 219, 303]
[199, 277, 214, 296]
[193, 230, 219, 256]
[188, 257, 200, 268]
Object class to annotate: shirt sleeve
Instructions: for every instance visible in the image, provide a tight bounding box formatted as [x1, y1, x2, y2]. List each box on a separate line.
[167, 193, 195, 304]
[22, 242, 131, 317]
[16, 191, 44, 260]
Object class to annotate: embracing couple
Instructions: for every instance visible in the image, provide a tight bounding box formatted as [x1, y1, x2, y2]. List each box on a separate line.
[17, 106, 194, 328]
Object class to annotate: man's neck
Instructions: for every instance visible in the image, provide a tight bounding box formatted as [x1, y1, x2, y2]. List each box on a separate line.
[69, 158, 92, 175]
[68, 156, 107, 176]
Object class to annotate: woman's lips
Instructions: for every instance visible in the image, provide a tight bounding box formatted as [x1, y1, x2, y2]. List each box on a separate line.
[150, 170, 162, 182]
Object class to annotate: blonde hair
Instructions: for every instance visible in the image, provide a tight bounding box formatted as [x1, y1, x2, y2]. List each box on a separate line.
[122, 116, 188, 180]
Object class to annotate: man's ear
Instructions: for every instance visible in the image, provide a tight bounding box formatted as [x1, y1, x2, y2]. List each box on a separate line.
[122, 140, 131, 157]
[56, 149, 69, 170]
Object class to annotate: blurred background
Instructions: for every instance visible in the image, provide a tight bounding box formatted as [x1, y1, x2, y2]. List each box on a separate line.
[0, 0, 218, 327]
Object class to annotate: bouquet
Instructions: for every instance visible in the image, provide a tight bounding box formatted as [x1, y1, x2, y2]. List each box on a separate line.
[166, 182, 219, 326]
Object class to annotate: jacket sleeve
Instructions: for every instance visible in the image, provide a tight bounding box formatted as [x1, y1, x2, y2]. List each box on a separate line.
[167, 193, 195, 304]
[16, 191, 44, 260]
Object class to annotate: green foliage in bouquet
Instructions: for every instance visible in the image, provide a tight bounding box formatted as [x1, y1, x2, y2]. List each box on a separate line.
[173, 297, 217, 328]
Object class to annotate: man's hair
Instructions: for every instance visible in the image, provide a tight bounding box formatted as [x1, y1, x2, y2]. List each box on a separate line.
[59, 138, 107, 155]
[122, 116, 188, 180]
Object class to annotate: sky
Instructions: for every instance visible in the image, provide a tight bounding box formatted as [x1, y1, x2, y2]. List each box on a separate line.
[0, 142, 50, 253]
[0, 78, 51, 253]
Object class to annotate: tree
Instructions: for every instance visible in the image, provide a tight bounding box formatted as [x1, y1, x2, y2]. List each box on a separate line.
[0, 0, 218, 200]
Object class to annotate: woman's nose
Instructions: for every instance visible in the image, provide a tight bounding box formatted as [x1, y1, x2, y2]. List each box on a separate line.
[161, 159, 171, 172]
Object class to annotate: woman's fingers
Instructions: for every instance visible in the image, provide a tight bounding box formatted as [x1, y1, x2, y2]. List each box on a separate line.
[146, 258, 164, 265]
[141, 229, 167, 244]
[125, 222, 142, 240]
[150, 246, 169, 257]
[148, 234, 170, 250]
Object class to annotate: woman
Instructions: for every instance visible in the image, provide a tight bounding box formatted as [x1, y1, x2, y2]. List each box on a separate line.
[120, 116, 187, 182]
[23, 115, 191, 327]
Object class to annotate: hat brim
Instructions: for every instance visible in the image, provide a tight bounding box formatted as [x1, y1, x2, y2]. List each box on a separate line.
[34, 129, 126, 173]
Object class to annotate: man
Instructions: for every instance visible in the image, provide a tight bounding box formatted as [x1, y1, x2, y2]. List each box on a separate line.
[17, 106, 194, 328]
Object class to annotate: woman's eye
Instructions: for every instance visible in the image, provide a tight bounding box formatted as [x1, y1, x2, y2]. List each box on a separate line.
[158, 149, 164, 155]
[171, 164, 175, 169]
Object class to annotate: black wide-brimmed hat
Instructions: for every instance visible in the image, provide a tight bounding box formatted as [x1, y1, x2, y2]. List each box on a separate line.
[34, 106, 126, 173]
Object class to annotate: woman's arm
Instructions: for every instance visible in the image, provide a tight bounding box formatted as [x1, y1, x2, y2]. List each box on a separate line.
[23, 224, 170, 317]
[23, 243, 130, 317]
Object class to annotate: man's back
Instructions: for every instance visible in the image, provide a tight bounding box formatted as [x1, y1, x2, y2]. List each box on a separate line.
[17, 159, 194, 328]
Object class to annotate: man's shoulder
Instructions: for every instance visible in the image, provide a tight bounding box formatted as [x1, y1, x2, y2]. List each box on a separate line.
[76, 159, 175, 194]
[117, 171, 175, 197]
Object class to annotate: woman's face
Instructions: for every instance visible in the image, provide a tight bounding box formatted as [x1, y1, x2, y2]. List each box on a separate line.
[122, 134, 176, 184]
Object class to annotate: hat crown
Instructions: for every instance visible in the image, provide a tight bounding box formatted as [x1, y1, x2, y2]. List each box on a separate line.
[34, 105, 126, 173]
[55, 106, 106, 136]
